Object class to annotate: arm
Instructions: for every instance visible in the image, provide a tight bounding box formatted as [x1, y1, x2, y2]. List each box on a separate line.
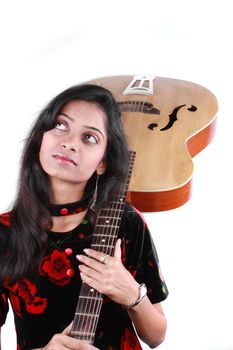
[127, 300, 167, 348]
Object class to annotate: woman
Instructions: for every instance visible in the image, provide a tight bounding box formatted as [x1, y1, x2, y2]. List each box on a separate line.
[0, 84, 168, 349]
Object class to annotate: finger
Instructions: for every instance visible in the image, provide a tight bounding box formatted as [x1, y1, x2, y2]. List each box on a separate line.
[82, 249, 112, 265]
[79, 271, 104, 293]
[62, 321, 72, 335]
[76, 254, 105, 271]
[114, 239, 122, 261]
[78, 262, 102, 280]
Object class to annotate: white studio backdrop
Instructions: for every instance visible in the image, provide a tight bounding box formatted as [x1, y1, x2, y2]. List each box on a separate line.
[0, 1, 233, 349]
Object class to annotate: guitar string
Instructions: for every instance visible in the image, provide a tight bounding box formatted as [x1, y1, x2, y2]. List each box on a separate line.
[85, 202, 120, 341]
[131, 100, 144, 113]
[84, 202, 119, 341]
[75, 205, 118, 342]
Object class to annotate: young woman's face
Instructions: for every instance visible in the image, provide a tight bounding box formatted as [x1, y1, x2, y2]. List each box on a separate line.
[39, 100, 108, 190]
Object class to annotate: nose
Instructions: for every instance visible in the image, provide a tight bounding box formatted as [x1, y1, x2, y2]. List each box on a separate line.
[61, 136, 78, 152]
[61, 142, 76, 152]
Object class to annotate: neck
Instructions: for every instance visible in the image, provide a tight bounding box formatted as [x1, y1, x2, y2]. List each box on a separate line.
[50, 179, 86, 204]
[47, 193, 92, 217]
[51, 209, 88, 233]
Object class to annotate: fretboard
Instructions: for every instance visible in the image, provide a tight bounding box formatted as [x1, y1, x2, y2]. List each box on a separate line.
[69, 151, 136, 344]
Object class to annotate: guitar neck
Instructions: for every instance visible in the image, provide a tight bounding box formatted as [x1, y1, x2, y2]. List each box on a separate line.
[69, 151, 136, 344]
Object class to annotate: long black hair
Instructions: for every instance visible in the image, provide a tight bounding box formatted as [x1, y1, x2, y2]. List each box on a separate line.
[0, 84, 130, 284]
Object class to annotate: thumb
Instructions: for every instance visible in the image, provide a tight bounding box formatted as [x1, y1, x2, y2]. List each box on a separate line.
[114, 239, 122, 261]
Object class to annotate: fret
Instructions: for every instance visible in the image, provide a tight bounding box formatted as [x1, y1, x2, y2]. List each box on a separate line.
[98, 208, 123, 214]
[78, 295, 102, 301]
[108, 201, 125, 206]
[97, 215, 122, 220]
[97, 207, 123, 220]
[95, 224, 119, 229]
[91, 237, 117, 246]
[75, 312, 99, 318]
[92, 233, 118, 238]
[97, 215, 122, 222]
[70, 330, 95, 337]
[91, 244, 115, 249]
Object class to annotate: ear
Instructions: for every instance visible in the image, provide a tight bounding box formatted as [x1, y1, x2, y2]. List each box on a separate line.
[96, 161, 106, 175]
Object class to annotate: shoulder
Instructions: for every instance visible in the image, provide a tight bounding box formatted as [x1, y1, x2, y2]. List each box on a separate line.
[123, 203, 147, 225]
[121, 203, 148, 234]
[0, 211, 12, 229]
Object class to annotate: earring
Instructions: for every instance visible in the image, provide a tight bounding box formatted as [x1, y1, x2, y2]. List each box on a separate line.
[90, 175, 99, 211]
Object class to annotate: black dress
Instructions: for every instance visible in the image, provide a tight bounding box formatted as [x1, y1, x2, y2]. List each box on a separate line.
[0, 204, 168, 350]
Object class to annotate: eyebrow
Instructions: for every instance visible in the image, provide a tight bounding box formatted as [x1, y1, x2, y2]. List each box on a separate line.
[58, 112, 105, 138]
[58, 112, 75, 122]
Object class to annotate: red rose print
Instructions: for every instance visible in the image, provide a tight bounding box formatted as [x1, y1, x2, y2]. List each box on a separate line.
[8, 278, 47, 316]
[148, 260, 154, 267]
[120, 328, 142, 349]
[1, 292, 7, 304]
[17, 340, 26, 350]
[0, 212, 11, 227]
[40, 249, 72, 285]
[9, 293, 22, 317]
[25, 295, 47, 314]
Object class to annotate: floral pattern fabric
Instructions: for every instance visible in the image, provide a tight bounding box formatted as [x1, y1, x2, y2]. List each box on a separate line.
[0, 204, 168, 350]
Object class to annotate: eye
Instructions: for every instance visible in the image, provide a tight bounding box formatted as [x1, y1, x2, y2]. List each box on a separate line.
[84, 134, 98, 144]
[54, 122, 67, 131]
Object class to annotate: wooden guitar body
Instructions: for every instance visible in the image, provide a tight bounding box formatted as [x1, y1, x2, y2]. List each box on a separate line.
[87, 75, 218, 212]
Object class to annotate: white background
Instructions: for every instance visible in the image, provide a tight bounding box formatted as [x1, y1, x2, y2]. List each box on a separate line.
[0, 1, 233, 349]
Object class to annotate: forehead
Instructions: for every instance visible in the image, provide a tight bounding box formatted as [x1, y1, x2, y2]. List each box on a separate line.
[60, 100, 107, 126]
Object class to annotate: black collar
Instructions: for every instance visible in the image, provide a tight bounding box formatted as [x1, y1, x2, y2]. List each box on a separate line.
[47, 195, 91, 217]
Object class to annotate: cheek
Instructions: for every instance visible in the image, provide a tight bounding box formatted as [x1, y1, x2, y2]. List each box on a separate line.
[91, 153, 106, 175]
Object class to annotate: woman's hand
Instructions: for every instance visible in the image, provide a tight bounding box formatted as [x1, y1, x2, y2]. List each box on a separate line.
[34, 323, 99, 349]
[76, 239, 140, 307]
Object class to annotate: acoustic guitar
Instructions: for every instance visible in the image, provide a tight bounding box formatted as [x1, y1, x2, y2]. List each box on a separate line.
[87, 75, 218, 212]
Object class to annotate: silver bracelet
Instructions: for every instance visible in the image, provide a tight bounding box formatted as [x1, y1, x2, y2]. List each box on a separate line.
[123, 283, 147, 310]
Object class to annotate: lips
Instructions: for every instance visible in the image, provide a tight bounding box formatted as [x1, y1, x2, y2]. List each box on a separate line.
[53, 154, 77, 166]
